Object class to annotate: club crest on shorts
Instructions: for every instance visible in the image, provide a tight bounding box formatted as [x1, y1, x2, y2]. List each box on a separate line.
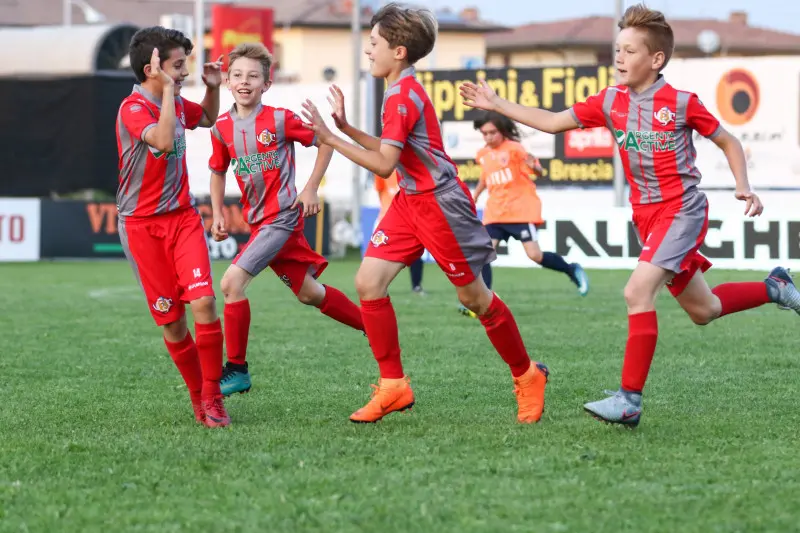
[654, 106, 676, 126]
[520, 229, 530, 239]
[152, 297, 173, 314]
[257, 129, 276, 146]
[371, 230, 389, 247]
[279, 274, 292, 288]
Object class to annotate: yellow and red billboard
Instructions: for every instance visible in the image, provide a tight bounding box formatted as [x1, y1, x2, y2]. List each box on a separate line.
[211, 5, 274, 71]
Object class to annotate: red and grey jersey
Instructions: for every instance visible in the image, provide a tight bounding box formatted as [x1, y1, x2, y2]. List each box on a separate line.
[209, 104, 316, 229]
[570, 76, 722, 206]
[380, 67, 460, 194]
[115, 85, 204, 218]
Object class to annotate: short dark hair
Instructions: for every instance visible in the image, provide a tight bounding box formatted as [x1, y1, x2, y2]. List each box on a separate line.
[473, 111, 521, 142]
[129, 26, 193, 83]
[370, 3, 437, 65]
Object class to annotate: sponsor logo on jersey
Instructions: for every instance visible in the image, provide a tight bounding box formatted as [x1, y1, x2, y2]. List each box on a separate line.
[615, 130, 676, 152]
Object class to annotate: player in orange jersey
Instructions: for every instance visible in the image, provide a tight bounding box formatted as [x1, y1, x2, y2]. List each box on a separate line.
[375, 171, 425, 294]
[471, 112, 589, 300]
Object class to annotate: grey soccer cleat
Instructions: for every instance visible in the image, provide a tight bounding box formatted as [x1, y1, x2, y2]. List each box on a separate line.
[765, 267, 800, 314]
[584, 389, 642, 427]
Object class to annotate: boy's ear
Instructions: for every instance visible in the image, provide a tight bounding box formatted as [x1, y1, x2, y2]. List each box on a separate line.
[393, 45, 408, 61]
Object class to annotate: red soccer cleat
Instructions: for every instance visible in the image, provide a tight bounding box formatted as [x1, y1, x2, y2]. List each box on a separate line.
[202, 396, 231, 428]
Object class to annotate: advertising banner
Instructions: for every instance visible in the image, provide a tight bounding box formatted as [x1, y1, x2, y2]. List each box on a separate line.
[211, 5, 274, 71]
[40, 199, 330, 260]
[373, 65, 618, 187]
[371, 57, 800, 191]
[0, 199, 40, 262]
[662, 56, 800, 189]
[360, 201, 800, 272]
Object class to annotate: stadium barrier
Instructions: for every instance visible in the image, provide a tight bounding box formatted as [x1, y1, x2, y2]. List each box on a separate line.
[360, 200, 800, 272]
[0, 198, 329, 262]
[0, 198, 40, 262]
[2, 191, 798, 271]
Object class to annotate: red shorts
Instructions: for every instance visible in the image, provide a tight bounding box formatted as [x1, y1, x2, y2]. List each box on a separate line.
[633, 188, 712, 297]
[233, 217, 328, 295]
[365, 180, 496, 287]
[119, 207, 215, 326]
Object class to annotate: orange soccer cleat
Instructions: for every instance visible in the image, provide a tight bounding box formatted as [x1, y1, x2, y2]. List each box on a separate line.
[513, 362, 549, 423]
[350, 377, 415, 423]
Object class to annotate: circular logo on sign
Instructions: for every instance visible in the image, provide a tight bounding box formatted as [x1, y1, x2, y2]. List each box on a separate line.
[716, 69, 760, 126]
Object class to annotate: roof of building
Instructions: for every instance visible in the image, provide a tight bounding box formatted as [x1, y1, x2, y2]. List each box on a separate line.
[486, 12, 800, 54]
[0, 0, 505, 33]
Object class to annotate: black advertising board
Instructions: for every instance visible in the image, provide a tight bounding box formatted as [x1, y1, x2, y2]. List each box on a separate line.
[39, 199, 330, 260]
[372, 65, 617, 187]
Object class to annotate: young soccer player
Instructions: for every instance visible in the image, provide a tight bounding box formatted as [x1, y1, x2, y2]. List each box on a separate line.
[208, 43, 366, 397]
[375, 170, 426, 294]
[460, 3, 800, 427]
[301, 3, 549, 424]
[472, 111, 589, 295]
[458, 112, 589, 318]
[116, 27, 229, 427]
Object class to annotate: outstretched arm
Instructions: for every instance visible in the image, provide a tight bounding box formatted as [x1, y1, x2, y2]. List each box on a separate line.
[460, 80, 579, 134]
[328, 84, 381, 150]
[302, 98, 401, 178]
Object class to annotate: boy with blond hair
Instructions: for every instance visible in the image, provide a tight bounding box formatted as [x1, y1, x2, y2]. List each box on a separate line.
[209, 43, 365, 397]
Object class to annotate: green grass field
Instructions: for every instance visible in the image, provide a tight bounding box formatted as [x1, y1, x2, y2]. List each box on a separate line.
[2, 260, 799, 532]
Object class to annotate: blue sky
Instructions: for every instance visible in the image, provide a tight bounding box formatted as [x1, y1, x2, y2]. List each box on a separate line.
[428, 0, 800, 34]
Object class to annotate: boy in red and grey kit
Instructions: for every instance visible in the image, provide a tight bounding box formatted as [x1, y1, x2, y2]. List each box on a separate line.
[208, 43, 365, 397]
[116, 27, 229, 427]
[302, 3, 549, 425]
[461, 3, 800, 427]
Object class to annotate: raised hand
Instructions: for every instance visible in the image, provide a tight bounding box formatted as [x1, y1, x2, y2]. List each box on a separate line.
[459, 79, 498, 111]
[147, 48, 174, 86]
[328, 84, 348, 130]
[202, 55, 225, 89]
[301, 99, 334, 145]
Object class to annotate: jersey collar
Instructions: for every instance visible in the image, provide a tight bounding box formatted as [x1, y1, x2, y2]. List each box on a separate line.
[230, 102, 263, 122]
[390, 66, 416, 88]
[132, 84, 162, 108]
[629, 75, 667, 101]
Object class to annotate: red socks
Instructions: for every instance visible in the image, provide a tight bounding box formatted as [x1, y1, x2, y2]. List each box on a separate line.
[195, 319, 224, 399]
[712, 282, 770, 317]
[164, 332, 203, 401]
[360, 297, 404, 379]
[478, 294, 532, 378]
[617, 282, 768, 394]
[620, 311, 658, 393]
[319, 285, 364, 331]
[224, 299, 250, 365]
